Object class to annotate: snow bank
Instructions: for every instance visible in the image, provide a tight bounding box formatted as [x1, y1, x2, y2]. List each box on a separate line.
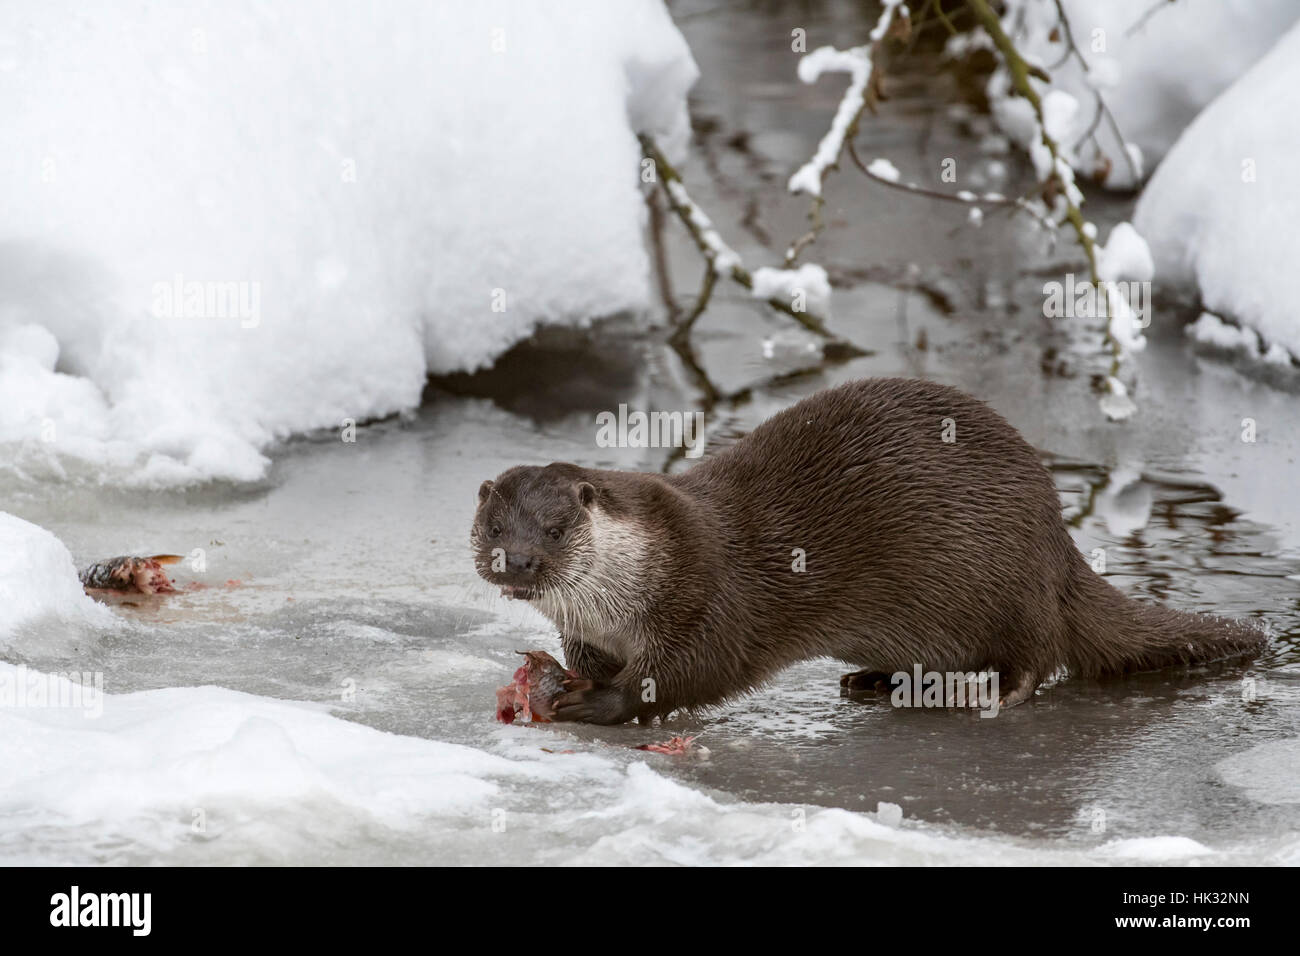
[1096, 836, 1214, 861]
[0, 665, 531, 863]
[0, 513, 114, 645]
[4, 659, 1295, 865]
[0, 0, 697, 486]
[1185, 314, 1294, 367]
[1135, 19, 1300, 361]
[955, 0, 1298, 188]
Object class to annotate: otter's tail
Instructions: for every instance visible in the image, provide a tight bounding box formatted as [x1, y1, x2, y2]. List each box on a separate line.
[1063, 563, 1266, 678]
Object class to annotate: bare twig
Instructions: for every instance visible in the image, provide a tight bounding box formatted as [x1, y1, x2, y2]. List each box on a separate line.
[847, 139, 1056, 231]
[669, 265, 717, 351]
[933, 2, 960, 36]
[667, 308, 722, 409]
[1126, 0, 1176, 37]
[645, 188, 679, 321]
[783, 203, 823, 266]
[906, 0, 936, 52]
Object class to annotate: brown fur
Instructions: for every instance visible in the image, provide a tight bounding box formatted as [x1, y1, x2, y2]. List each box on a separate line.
[471, 378, 1266, 724]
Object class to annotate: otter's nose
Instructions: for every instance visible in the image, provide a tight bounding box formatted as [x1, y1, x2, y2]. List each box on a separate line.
[506, 553, 541, 574]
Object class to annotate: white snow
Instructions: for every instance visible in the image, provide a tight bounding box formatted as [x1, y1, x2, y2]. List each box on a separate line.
[959, 0, 1300, 188]
[866, 157, 901, 183]
[1123, 144, 1145, 182]
[1105, 292, 1146, 358]
[1186, 313, 1296, 369]
[761, 330, 823, 363]
[0, 513, 115, 645]
[750, 264, 832, 319]
[5, 656, 1292, 866]
[876, 801, 904, 827]
[1135, 18, 1300, 364]
[1095, 222, 1154, 283]
[1263, 344, 1293, 367]
[1097, 836, 1214, 861]
[1040, 89, 1079, 145]
[1084, 57, 1121, 91]
[1099, 376, 1136, 422]
[1096, 220, 1153, 357]
[0, 663, 531, 863]
[0, 0, 697, 486]
[1187, 313, 1257, 353]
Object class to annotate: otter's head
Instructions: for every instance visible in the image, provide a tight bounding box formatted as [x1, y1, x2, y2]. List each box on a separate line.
[471, 463, 598, 602]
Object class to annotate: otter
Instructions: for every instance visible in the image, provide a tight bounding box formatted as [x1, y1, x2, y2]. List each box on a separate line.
[470, 378, 1266, 724]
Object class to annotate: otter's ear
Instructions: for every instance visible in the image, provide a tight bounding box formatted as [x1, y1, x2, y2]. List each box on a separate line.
[478, 479, 494, 504]
[577, 482, 596, 509]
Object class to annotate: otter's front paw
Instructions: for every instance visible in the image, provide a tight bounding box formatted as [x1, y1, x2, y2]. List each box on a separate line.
[552, 679, 637, 725]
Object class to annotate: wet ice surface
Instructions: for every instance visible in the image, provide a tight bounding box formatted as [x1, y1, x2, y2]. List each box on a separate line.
[4, 372, 1299, 865]
[6, 1, 1300, 864]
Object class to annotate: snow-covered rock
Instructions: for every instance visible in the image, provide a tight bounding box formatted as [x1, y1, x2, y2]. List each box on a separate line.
[0, 0, 697, 486]
[1135, 19, 1300, 361]
[0, 513, 114, 644]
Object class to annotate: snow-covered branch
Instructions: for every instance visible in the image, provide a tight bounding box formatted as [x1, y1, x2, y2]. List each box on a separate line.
[965, 0, 1145, 419]
[640, 134, 839, 341]
[783, 0, 910, 265]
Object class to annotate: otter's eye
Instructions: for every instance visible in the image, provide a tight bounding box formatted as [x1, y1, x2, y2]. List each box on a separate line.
[488, 525, 502, 538]
[547, 527, 563, 541]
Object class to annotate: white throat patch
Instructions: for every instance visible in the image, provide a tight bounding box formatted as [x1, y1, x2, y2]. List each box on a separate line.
[533, 505, 649, 653]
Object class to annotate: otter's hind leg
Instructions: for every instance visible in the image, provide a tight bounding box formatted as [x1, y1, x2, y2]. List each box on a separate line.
[997, 670, 1041, 709]
[840, 668, 893, 693]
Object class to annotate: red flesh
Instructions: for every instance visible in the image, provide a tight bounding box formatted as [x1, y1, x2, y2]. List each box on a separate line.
[495, 651, 576, 724]
[636, 735, 697, 755]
